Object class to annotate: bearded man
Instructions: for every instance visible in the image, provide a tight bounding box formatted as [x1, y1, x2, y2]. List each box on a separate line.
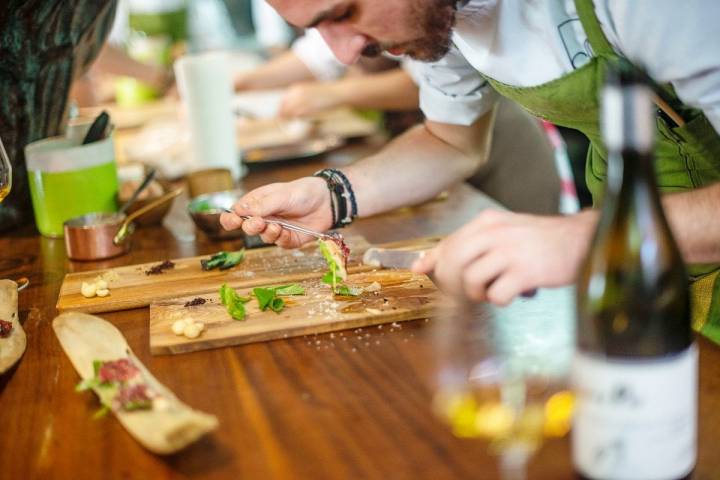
[222, 0, 720, 342]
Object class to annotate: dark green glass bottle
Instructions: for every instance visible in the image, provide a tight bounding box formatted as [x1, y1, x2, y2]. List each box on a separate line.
[573, 64, 696, 480]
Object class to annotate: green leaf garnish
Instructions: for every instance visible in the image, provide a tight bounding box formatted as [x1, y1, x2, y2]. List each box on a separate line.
[273, 284, 305, 296]
[253, 287, 277, 311]
[75, 378, 100, 392]
[269, 297, 285, 312]
[335, 285, 363, 296]
[92, 405, 111, 420]
[220, 283, 251, 320]
[201, 250, 245, 271]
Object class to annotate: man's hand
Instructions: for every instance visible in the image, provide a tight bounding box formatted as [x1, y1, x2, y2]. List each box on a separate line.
[219, 176, 332, 248]
[413, 209, 598, 305]
[279, 82, 344, 117]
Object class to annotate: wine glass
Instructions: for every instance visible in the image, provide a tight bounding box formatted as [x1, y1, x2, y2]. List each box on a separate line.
[0, 136, 11, 203]
[431, 287, 576, 479]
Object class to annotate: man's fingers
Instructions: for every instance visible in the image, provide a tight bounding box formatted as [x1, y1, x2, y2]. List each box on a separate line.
[241, 216, 268, 236]
[486, 271, 526, 306]
[461, 253, 508, 302]
[412, 248, 436, 273]
[219, 212, 244, 231]
[232, 184, 292, 218]
[259, 223, 283, 245]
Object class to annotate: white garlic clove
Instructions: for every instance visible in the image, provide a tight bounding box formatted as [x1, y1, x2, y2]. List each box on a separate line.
[81, 282, 97, 298]
[183, 323, 201, 339]
[95, 288, 110, 297]
[171, 319, 188, 335]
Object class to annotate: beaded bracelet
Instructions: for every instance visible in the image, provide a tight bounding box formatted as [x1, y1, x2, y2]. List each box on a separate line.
[313, 168, 357, 228]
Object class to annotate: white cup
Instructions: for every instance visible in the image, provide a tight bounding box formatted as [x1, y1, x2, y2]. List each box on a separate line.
[174, 51, 244, 180]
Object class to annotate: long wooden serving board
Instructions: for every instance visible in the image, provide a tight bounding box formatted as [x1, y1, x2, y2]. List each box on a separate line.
[54, 312, 218, 454]
[57, 236, 440, 314]
[149, 269, 441, 355]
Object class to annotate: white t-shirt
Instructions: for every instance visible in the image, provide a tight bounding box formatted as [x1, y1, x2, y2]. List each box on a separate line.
[415, 0, 720, 133]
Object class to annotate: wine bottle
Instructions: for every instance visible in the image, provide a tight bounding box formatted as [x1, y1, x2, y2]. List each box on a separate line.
[573, 64, 696, 480]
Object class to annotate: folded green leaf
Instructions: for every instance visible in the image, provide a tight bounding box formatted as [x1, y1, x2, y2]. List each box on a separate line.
[253, 287, 276, 311]
[220, 283, 251, 320]
[75, 378, 100, 392]
[201, 250, 245, 271]
[92, 405, 111, 420]
[219, 250, 245, 270]
[273, 284, 305, 296]
[335, 285, 363, 296]
[269, 297, 285, 313]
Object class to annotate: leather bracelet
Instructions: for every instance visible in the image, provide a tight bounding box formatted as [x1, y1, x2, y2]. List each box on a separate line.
[314, 169, 347, 229]
[332, 169, 358, 219]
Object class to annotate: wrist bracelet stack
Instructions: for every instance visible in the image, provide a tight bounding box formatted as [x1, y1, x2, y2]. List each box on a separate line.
[313, 168, 358, 229]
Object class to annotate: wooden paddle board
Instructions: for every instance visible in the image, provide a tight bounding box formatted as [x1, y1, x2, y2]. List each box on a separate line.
[57, 237, 440, 314]
[149, 269, 440, 355]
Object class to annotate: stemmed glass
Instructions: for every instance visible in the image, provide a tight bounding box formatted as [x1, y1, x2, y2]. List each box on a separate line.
[431, 287, 576, 479]
[0, 136, 11, 203]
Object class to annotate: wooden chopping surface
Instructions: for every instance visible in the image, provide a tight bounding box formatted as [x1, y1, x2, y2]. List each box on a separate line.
[149, 269, 440, 355]
[57, 236, 440, 314]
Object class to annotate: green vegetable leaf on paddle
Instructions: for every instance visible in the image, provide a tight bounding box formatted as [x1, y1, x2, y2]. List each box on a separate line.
[201, 250, 245, 271]
[318, 239, 361, 296]
[253, 283, 305, 313]
[220, 283, 251, 320]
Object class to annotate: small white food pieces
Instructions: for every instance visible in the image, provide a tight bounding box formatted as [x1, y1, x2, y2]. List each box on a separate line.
[171, 318, 206, 339]
[365, 281, 382, 293]
[81, 282, 97, 298]
[80, 277, 113, 299]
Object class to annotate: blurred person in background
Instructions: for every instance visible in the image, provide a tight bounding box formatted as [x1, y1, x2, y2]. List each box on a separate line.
[71, 0, 295, 108]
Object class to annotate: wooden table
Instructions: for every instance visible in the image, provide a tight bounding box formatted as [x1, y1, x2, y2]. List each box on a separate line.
[1, 140, 718, 480]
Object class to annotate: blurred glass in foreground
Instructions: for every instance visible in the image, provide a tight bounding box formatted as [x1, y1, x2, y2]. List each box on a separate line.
[432, 287, 576, 480]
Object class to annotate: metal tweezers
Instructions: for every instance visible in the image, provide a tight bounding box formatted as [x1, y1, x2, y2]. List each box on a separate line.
[223, 209, 340, 241]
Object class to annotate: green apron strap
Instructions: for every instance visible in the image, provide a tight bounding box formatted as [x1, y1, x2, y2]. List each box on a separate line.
[574, 0, 616, 58]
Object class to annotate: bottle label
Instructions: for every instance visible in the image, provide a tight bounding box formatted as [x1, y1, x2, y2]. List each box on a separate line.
[572, 345, 697, 480]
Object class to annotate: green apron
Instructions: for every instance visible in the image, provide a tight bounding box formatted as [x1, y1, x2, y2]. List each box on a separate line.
[480, 0, 720, 343]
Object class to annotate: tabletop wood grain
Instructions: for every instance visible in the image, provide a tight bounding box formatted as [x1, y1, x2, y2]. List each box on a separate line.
[1, 139, 718, 480]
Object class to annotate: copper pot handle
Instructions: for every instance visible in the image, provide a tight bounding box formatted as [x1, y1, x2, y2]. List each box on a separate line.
[113, 188, 183, 245]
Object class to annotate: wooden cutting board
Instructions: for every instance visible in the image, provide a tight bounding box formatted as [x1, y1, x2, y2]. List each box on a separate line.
[57, 236, 440, 314]
[149, 269, 440, 355]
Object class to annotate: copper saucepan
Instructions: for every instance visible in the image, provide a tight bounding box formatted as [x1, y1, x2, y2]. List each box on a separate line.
[63, 188, 182, 261]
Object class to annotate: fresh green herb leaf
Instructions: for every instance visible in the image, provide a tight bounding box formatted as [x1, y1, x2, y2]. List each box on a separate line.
[75, 378, 100, 392]
[269, 297, 285, 313]
[201, 250, 245, 271]
[201, 252, 226, 271]
[321, 270, 336, 287]
[335, 285, 363, 296]
[273, 284, 305, 296]
[220, 283, 250, 320]
[253, 287, 277, 311]
[219, 250, 245, 270]
[194, 200, 213, 212]
[123, 400, 154, 411]
[92, 405, 111, 419]
[92, 359, 103, 377]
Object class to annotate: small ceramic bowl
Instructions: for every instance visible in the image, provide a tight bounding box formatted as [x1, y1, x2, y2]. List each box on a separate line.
[187, 189, 247, 240]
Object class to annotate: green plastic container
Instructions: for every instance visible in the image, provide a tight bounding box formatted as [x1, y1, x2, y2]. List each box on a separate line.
[25, 129, 118, 238]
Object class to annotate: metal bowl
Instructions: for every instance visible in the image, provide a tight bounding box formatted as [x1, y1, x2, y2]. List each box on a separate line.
[187, 189, 247, 240]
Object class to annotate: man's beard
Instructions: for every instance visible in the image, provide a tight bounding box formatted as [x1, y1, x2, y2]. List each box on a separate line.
[362, 0, 457, 62]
